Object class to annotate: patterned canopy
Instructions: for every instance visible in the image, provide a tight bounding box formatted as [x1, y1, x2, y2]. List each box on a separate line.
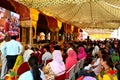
[15, 0, 120, 29]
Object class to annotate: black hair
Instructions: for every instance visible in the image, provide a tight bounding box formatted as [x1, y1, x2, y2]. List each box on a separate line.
[102, 54, 113, 69]
[68, 43, 74, 47]
[43, 45, 50, 51]
[54, 45, 60, 50]
[11, 36, 16, 40]
[28, 56, 42, 80]
[99, 48, 108, 55]
[4, 35, 11, 41]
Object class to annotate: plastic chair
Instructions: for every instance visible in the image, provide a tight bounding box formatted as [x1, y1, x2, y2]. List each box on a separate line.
[77, 76, 84, 80]
[80, 58, 85, 69]
[17, 62, 30, 75]
[75, 60, 82, 73]
[46, 59, 53, 65]
[55, 73, 65, 80]
[65, 64, 76, 80]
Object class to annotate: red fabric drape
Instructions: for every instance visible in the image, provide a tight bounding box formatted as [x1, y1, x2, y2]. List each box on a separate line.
[73, 27, 80, 33]
[46, 16, 59, 32]
[8, 0, 30, 20]
[64, 24, 73, 34]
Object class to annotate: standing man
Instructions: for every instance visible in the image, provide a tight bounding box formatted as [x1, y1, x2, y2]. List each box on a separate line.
[1, 35, 23, 71]
[0, 35, 10, 79]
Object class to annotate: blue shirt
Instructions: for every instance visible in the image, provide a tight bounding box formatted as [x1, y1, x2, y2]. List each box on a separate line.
[1, 39, 23, 56]
[18, 69, 45, 80]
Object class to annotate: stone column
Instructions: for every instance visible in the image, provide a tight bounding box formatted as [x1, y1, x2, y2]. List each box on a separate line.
[29, 26, 33, 45]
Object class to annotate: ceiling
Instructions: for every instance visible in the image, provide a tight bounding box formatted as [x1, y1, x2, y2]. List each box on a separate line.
[15, 0, 120, 29]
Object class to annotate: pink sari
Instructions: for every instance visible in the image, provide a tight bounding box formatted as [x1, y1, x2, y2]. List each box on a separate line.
[65, 50, 77, 70]
[49, 50, 65, 76]
[77, 47, 87, 60]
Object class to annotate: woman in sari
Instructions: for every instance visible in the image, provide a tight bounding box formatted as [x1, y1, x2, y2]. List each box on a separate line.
[77, 47, 87, 60]
[98, 54, 118, 80]
[4, 54, 23, 80]
[43, 45, 65, 80]
[65, 49, 77, 70]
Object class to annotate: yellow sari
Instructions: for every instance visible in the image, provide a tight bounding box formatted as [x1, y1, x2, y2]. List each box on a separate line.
[98, 69, 118, 80]
[4, 55, 23, 80]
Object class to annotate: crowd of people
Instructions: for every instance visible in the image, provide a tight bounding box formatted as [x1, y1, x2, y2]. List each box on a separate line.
[0, 35, 120, 80]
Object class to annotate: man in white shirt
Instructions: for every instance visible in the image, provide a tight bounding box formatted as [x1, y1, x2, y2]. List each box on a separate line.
[92, 44, 99, 57]
[42, 45, 52, 66]
[1, 36, 23, 70]
[0, 35, 10, 79]
[23, 44, 33, 62]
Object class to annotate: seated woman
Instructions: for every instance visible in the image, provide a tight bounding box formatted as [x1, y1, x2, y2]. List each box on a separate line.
[78, 48, 105, 78]
[18, 56, 44, 80]
[77, 46, 87, 60]
[98, 54, 118, 80]
[65, 49, 77, 71]
[43, 45, 65, 80]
